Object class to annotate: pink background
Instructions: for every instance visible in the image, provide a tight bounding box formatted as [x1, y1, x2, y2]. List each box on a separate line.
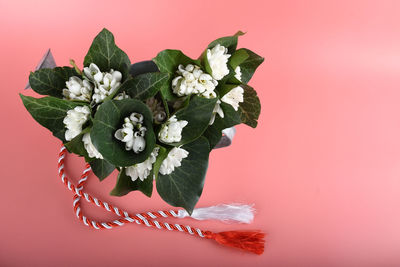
[1, 0, 400, 266]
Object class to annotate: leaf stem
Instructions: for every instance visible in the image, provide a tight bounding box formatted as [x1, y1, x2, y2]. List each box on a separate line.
[69, 59, 82, 75]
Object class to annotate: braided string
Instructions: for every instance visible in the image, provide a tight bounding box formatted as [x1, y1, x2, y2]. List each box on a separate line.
[58, 146, 214, 238]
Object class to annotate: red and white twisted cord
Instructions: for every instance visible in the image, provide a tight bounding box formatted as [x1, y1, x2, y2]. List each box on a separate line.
[58, 145, 265, 254]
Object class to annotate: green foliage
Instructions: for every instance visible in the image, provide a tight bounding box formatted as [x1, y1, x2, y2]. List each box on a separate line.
[83, 28, 131, 80]
[20, 94, 88, 142]
[153, 49, 200, 74]
[160, 96, 217, 146]
[64, 128, 90, 159]
[120, 72, 170, 101]
[207, 35, 239, 54]
[91, 99, 156, 167]
[29, 67, 79, 98]
[90, 159, 115, 181]
[110, 168, 153, 197]
[234, 48, 264, 84]
[239, 85, 261, 128]
[156, 137, 210, 214]
[203, 102, 241, 149]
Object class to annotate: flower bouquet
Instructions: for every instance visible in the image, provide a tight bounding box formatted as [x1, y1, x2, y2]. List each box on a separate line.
[20, 29, 265, 254]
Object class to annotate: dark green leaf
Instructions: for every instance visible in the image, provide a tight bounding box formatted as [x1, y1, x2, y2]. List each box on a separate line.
[90, 99, 156, 167]
[160, 92, 170, 118]
[159, 81, 178, 102]
[64, 128, 91, 159]
[234, 30, 246, 37]
[239, 85, 261, 128]
[207, 35, 239, 55]
[83, 28, 131, 80]
[203, 102, 241, 149]
[236, 48, 264, 84]
[90, 158, 115, 181]
[120, 72, 170, 101]
[229, 49, 249, 69]
[161, 95, 217, 146]
[20, 94, 88, 142]
[110, 168, 153, 197]
[153, 49, 200, 74]
[156, 137, 210, 214]
[29, 67, 79, 98]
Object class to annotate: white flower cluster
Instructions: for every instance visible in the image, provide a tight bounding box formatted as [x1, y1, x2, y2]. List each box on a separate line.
[126, 147, 159, 182]
[114, 113, 147, 153]
[63, 106, 90, 141]
[221, 86, 244, 111]
[207, 44, 231, 80]
[83, 63, 122, 103]
[158, 115, 188, 143]
[82, 133, 103, 159]
[62, 63, 122, 104]
[159, 147, 189, 175]
[172, 64, 218, 99]
[62, 76, 93, 101]
[170, 44, 245, 126]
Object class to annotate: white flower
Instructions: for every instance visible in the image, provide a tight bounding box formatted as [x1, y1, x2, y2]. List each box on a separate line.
[207, 44, 231, 80]
[159, 147, 189, 175]
[234, 66, 242, 81]
[125, 147, 159, 182]
[83, 63, 122, 103]
[158, 115, 188, 143]
[114, 92, 130, 100]
[172, 64, 218, 98]
[209, 100, 224, 125]
[114, 113, 147, 153]
[62, 76, 93, 102]
[83, 63, 103, 83]
[63, 106, 90, 141]
[221, 86, 244, 111]
[92, 69, 122, 103]
[82, 133, 103, 159]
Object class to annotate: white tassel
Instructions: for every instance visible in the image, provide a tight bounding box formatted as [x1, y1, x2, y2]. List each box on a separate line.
[176, 203, 255, 224]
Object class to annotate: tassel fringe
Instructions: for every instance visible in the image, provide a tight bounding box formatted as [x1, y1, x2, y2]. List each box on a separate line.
[177, 203, 255, 224]
[205, 230, 265, 255]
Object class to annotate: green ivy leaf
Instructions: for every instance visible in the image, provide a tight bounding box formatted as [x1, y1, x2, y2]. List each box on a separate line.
[234, 30, 246, 37]
[20, 94, 88, 142]
[156, 137, 210, 214]
[153, 49, 200, 74]
[203, 102, 241, 149]
[29, 67, 79, 98]
[207, 35, 239, 55]
[236, 48, 264, 84]
[90, 158, 115, 181]
[90, 99, 156, 167]
[229, 49, 249, 69]
[110, 168, 153, 197]
[239, 85, 261, 128]
[120, 72, 170, 101]
[83, 28, 131, 80]
[64, 128, 91, 159]
[160, 95, 217, 146]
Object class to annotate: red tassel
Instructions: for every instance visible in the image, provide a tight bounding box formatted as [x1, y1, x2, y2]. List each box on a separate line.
[204, 230, 265, 255]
